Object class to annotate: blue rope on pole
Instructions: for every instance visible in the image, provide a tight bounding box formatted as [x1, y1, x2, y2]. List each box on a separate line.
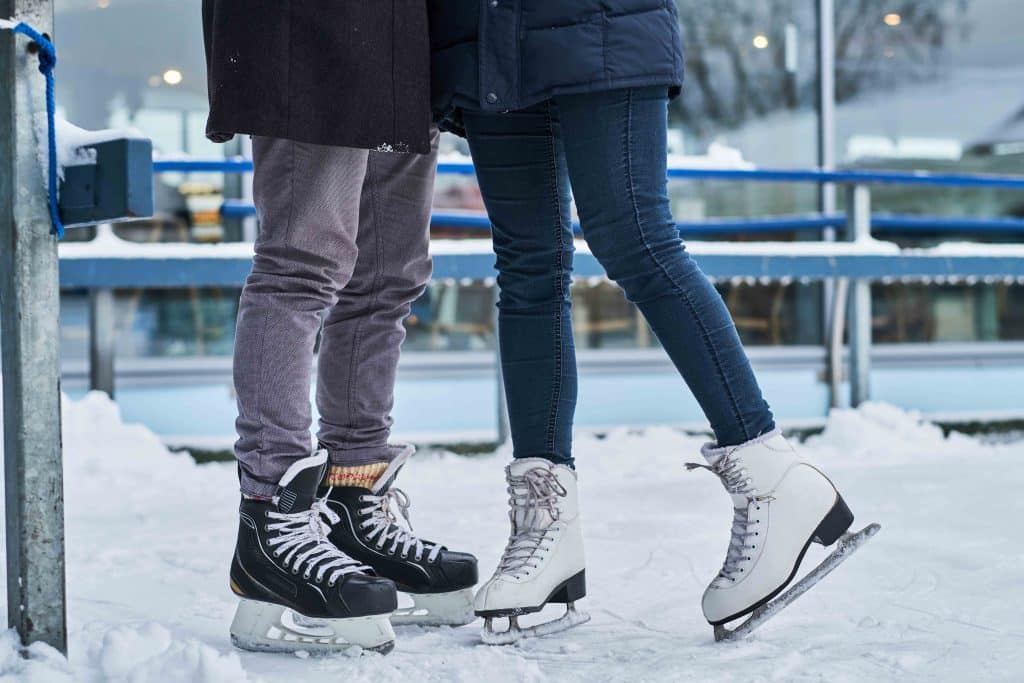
[4, 21, 64, 238]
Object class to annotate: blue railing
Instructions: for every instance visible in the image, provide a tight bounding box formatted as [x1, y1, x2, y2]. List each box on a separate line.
[153, 157, 1024, 189]
[65, 158, 1024, 409]
[169, 158, 1024, 236]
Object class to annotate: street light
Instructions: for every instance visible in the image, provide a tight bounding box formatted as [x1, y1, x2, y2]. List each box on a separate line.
[884, 13, 901, 26]
[162, 69, 183, 86]
[753, 34, 769, 49]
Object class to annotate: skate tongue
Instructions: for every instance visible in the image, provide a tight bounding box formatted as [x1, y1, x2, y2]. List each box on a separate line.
[275, 450, 329, 513]
[369, 444, 414, 494]
[506, 458, 570, 531]
[699, 442, 751, 508]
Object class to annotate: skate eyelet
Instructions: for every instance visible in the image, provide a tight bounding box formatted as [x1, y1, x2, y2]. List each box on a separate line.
[303, 572, 311, 580]
[273, 550, 282, 557]
[291, 568, 299, 575]
[328, 580, 336, 587]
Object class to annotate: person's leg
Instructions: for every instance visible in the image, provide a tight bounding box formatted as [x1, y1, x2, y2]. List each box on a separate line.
[315, 130, 438, 473]
[555, 87, 775, 447]
[464, 106, 587, 637]
[462, 103, 578, 466]
[233, 137, 368, 498]
[314, 130, 480, 627]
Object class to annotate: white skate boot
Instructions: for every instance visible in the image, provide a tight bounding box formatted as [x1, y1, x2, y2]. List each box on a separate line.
[476, 458, 590, 645]
[690, 431, 880, 641]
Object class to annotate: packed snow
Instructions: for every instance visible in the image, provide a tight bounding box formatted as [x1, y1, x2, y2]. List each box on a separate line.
[1, 393, 1023, 682]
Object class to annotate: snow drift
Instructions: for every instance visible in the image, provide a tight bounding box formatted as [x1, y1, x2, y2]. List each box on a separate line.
[1, 392, 1022, 682]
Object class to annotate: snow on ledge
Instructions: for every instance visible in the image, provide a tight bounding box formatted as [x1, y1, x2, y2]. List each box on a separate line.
[37, 116, 147, 181]
[60, 235, 905, 260]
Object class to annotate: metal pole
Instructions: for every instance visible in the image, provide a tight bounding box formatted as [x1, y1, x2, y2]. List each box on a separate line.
[817, 0, 837, 221]
[817, 0, 840, 408]
[0, 0, 68, 653]
[846, 184, 872, 406]
[221, 136, 244, 242]
[492, 283, 510, 446]
[89, 287, 116, 397]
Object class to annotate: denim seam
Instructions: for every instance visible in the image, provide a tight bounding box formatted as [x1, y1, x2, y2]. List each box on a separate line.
[544, 102, 566, 457]
[621, 89, 750, 441]
[343, 155, 386, 448]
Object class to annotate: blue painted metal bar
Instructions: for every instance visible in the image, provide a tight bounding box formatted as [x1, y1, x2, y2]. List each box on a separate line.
[58, 252, 1024, 290]
[664, 167, 1024, 188]
[871, 214, 1024, 232]
[161, 159, 1024, 189]
[222, 201, 1024, 235]
[153, 158, 253, 173]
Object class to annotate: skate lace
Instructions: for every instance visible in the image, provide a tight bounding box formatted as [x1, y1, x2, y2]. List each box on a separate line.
[358, 488, 441, 563]
[686, 458, 769, 582]
[265, 500, 368, 586]
[497, 468, 566, 578]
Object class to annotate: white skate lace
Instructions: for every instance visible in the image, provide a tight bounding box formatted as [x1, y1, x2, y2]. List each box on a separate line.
[497, 467, 566, 578]
[358, 488, 442, 563]
[686, 458, 769, 582]
[265, 499, 368, 586]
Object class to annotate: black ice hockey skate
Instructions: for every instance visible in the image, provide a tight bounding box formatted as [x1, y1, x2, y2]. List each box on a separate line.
[230, 451, 398, 654]
[320, 446, 478, 627]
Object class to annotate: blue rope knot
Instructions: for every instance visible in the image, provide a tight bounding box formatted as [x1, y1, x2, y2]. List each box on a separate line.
[9, 21, 63, 238]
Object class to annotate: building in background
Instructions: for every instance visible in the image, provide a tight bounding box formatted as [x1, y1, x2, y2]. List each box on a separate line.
[51, 0, 1024, 441]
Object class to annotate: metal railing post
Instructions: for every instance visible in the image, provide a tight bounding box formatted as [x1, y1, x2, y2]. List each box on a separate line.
[492, 283, 510, 446]
[846, 183, 872, 406]
[827, 277, 849, 408]
[0, 0, 68, 653]
[221, 137, 244, 242]
[89, 287, 116, 397]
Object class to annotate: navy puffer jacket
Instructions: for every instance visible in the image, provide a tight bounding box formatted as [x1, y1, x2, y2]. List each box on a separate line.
[428, 0, 685, 136]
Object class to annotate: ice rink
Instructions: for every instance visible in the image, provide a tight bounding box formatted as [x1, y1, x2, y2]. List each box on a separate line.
[1, 392, 1022, 682]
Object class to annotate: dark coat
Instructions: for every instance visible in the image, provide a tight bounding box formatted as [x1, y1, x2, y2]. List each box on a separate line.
[203, 1, 432, 154]
[428, 0, 685, 135]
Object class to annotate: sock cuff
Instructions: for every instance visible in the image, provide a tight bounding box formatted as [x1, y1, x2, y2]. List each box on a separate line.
[324, 462, 389, 489]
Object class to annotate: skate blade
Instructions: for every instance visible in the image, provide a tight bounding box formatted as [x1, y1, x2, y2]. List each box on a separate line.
[714, 523, 881, 643]
[391, 588, 477, 627]
[480, 603, 590, 645]
[230, 598, 396, 655]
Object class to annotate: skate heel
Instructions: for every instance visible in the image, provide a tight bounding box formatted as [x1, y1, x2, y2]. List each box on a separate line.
[813, 495, 855, 546]
[547, 570, 586, 604]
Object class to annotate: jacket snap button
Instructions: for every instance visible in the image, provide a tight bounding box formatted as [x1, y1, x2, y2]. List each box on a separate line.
[486, 93, 499, 104]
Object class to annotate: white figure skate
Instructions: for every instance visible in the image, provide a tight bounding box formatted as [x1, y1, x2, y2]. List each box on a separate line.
[476, 458, 590, 645]
[689, 431, 880, 641]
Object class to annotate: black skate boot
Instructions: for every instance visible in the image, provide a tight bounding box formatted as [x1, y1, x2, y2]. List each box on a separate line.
[319, 445, 478, 627]
[230, 451, 398, 654]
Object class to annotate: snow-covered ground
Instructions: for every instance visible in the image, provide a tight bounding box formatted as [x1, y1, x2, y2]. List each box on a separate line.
[2, 393, 1023, 682]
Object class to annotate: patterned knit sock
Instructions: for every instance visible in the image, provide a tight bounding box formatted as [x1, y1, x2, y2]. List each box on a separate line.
[324, 461, 390, 489]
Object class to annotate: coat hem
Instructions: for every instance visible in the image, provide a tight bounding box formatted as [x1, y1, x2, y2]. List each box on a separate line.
[433, 74, 684, 139]
[204, 124, 431, 156]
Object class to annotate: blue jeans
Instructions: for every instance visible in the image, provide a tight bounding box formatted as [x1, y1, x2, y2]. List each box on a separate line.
[462, 87, 775, 466]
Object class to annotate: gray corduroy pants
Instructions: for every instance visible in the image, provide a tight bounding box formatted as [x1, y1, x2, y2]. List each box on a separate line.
[234, 132, 438, 498]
